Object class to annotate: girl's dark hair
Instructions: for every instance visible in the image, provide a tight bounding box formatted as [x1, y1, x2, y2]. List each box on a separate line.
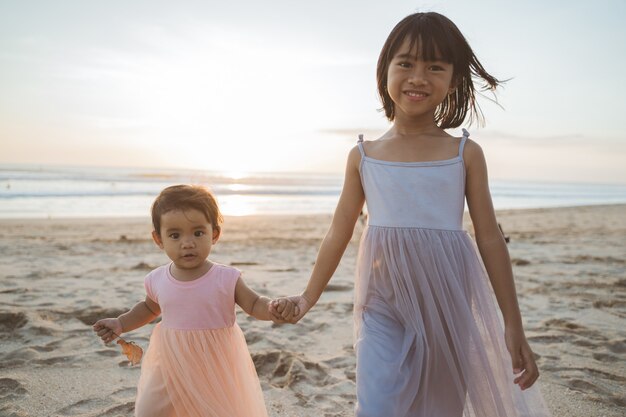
[377, 12, 501, 128]
[151, 184, 223, 236]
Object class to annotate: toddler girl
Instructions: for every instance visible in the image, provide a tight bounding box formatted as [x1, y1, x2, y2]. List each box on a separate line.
[94, 184, 296, 417]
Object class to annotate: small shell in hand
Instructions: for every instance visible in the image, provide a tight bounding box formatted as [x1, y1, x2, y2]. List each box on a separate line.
[116, 338, 143, 366]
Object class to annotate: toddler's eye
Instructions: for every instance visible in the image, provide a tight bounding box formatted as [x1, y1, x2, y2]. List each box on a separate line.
[194, 231, 205, 237]
[169, 233, 179, 239]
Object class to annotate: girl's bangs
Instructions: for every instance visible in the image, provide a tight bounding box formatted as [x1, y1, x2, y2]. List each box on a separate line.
[402, 21, 459, 64]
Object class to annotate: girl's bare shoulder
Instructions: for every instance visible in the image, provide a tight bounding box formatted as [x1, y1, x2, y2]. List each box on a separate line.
[462, 138, 486, 169]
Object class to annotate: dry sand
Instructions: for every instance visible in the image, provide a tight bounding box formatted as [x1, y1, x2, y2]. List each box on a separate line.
[1, 204, 624, 416]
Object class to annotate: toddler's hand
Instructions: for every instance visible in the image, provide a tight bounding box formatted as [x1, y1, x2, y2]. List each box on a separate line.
[269, 294, 311, 324]
[268, 298, 299, 323]
[93, 318, 123, 344]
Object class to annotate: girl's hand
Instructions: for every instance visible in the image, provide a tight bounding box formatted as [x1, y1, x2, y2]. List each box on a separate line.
[93, 318, 123, 344]
[269, 295, 311, 324]
[505, 325, 539, 390]
[268, 298, 298, 323]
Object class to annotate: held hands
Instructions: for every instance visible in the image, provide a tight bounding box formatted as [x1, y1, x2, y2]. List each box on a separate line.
[93, 318, 123, 344]
[505, 325, 539, 390]
[268, 294, 312, 324]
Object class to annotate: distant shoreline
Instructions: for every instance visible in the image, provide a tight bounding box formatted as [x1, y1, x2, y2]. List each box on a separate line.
[1, 202, 625, 222]
[3, 165, 626, 218]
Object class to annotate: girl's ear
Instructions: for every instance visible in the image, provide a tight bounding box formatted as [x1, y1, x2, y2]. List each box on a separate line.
[152, 230, 164, 249]
[212, 227, 221, 244]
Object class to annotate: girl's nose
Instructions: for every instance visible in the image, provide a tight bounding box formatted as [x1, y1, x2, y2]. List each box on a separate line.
[408, 67, 427, 86]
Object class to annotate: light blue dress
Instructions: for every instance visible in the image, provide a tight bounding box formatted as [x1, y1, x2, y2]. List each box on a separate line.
[353, 129, 551, 417]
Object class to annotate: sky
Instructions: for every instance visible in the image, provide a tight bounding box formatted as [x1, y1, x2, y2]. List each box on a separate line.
[1, 0, 625, 183]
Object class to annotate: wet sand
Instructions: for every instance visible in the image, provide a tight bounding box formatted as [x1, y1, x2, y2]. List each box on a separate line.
[1, 204, 625, 416]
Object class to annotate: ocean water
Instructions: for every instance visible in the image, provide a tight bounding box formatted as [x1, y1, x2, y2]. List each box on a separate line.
[1, 164, 625, 218]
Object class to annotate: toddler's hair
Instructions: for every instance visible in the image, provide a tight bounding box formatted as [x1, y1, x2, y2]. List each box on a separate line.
[151, 185, 223, 235]
[377, 12, 501, 128]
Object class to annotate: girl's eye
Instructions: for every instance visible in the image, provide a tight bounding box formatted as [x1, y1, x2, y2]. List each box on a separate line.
[429, 65, 445, 71]
[194, 231, 205, 237]
[398, 61, 412, 68]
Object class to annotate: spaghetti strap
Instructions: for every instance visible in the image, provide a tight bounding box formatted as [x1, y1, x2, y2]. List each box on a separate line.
[357, 134, 365, 157]
[459, 129, 469, 159]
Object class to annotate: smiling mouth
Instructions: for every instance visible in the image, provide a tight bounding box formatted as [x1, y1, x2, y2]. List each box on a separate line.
[404, 90, 428, 98]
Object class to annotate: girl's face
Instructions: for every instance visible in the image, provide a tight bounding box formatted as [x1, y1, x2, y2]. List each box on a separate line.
[152, 208, 219, 280]
[386, 37, 455, 121]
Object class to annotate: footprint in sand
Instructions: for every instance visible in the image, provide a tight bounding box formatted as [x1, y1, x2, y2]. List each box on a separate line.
[110, 387, 136, 400]
[592, 352, 620, 362]
[94, 402, 135, 417]
[34, 355, 73, 366]
[0, 378, 27, 401]
[526, 334, 571, 344]
[0, 312, 28, 332]
[57, 398, 108, 415]
[252, 350, 337, 389]
[565, 379, 626, 406]
[0, 347, 40, 367]
[607, 339, 626, 354]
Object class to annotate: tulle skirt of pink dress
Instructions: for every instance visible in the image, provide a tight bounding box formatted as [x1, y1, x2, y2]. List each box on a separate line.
[135, 323, 268, 417]
[354, 226, 551, 417]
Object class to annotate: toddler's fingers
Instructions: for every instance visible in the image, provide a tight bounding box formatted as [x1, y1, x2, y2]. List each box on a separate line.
[270, 312, 286, 324]
[96, 328, 110, 338]
[281, 301, 294, 319]
[269, 300, 282, 316]
[275, 299, 286, 313]
[268, 304, 285, 323]
[99, 330, 113, 343]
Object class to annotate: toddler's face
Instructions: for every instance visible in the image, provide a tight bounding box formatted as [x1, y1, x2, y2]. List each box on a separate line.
[153, 209, 218, 277]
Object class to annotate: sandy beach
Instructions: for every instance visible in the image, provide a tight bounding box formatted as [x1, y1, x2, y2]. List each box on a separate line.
[1, 204, 625, 417]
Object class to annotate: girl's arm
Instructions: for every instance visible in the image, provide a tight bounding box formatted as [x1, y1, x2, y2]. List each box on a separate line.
[465, 140, 522, 326]
[93, 296, 160, 344]
[464, 139, 538, 390]
[234, 276, 296, 321]
[272, 146, 365, 321]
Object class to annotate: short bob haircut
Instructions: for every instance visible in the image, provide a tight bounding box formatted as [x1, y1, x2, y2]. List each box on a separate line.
[151, 184, 223, 236]
[377, 12, 501, 128]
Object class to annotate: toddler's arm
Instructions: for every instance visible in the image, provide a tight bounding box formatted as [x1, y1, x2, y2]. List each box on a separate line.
[234, 277, 298, 321]
[93, 296, 160, 344]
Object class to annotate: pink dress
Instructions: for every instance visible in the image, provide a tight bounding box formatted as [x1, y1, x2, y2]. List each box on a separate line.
[134, 263, 268, 417]
[354, 130, 551, 416]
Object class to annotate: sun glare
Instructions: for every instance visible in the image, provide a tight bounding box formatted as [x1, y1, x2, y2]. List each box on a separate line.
[219, 195, 256, 216]
[224, 171, 249, 181]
